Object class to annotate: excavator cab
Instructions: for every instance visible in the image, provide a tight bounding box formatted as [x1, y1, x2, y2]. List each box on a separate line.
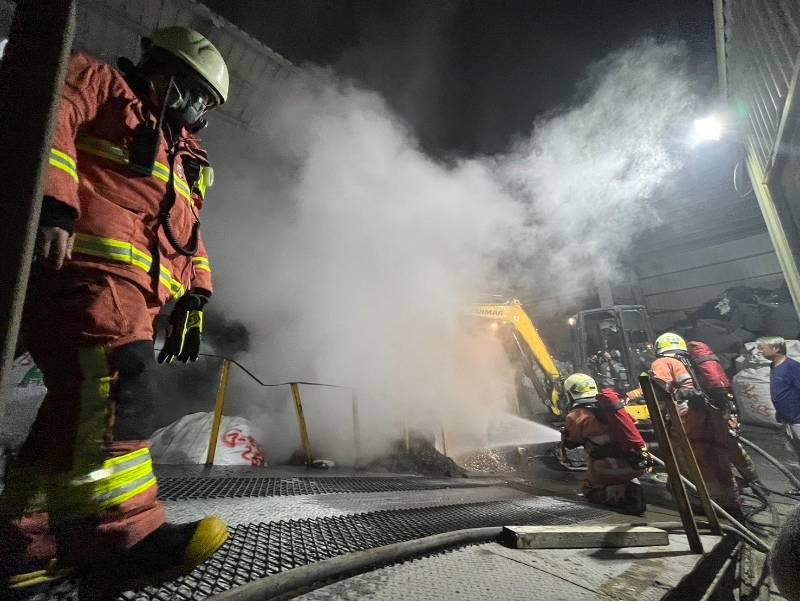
[568, 305, 656, 425]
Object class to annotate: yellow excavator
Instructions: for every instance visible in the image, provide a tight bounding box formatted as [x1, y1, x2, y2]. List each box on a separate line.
[473, 298, 565, 418]
[473, 298, 653, 431]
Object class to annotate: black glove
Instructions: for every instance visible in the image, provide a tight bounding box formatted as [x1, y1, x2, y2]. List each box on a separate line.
[560, 427, 580, 450]
[631, 447, 654, 471]
[686, 389, 710, 411]
[158, 293, 208, 363]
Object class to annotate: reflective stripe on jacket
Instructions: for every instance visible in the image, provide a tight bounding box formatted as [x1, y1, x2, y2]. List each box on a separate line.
[72, 233, 186, 299]
[45, 52, 213, 302]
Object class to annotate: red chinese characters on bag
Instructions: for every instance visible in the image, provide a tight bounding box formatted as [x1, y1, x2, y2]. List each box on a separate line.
[221, 428, 266, 466]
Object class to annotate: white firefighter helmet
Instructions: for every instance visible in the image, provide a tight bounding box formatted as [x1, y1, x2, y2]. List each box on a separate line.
[655, 332, 687, 355]
[564, 373, 598, 404]
[149, 26, 229, 104]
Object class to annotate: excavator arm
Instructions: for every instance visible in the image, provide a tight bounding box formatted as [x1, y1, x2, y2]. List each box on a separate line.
[474, 299, 564, 416]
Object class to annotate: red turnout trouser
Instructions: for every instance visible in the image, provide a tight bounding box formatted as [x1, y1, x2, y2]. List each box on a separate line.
[582, 457, 644, 506]
[0, 267, 165, 573]
[678, 404, 740, 512]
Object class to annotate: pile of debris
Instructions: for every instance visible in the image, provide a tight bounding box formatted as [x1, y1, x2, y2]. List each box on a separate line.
[366, 434, 467, 477]
[675, 285, 800, 373]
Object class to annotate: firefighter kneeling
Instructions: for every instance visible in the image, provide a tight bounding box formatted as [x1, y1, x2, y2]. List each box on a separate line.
[562, 374, 648, 515]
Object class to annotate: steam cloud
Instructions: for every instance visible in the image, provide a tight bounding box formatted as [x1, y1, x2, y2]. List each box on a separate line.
[200, 38, 693, 464]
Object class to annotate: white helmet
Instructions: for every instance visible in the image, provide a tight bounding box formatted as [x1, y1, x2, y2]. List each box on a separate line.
[149, 27, 229, 103]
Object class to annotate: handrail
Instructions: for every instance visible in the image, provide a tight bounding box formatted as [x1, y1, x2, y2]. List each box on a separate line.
[163, 351, 448, 468]
[187, 352, 349, 467]
[195, 352, 348, 389]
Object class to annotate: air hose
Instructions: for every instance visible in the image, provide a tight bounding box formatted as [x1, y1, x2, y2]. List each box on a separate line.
[649, 455, 770, 553]
[160, 147, 200, 257]
[160, 202, 200, 257]
[738, 434, 800, 490]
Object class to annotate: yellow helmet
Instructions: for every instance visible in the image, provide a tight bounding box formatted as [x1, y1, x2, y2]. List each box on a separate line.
[150, 27, 229, 104]
[655, 332, 687, 355]
[564, 373, 598, 403]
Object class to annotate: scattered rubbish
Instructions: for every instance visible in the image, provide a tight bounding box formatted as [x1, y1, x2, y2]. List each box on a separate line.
[456, 448, 517, 473]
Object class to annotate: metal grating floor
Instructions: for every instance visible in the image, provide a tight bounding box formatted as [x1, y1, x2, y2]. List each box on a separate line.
[157, 476, 491, 500]
[22, 498, 608, 601]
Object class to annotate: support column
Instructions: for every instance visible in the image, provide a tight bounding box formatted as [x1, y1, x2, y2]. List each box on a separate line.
[747, 150, 800, 321]
[0, 1, 76, 425]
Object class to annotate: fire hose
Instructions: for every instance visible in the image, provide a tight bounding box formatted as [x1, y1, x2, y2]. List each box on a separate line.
[207, 520, 765, 601]
[648, 455, 769, 553]
[738, 434, 800, 491]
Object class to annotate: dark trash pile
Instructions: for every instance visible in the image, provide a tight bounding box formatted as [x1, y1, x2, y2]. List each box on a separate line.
[673, 285, 799, 373]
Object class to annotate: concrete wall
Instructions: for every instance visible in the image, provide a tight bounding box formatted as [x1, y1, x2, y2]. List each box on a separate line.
[0, 0, 295, 129]
[625, 143, 786, 331]
[637, 232, 783, 329]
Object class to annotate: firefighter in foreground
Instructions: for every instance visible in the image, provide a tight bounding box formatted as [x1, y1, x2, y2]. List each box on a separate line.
[647, 333, 741, 515]
[561, 373, 648, 515]
[0, 27, 229, 587]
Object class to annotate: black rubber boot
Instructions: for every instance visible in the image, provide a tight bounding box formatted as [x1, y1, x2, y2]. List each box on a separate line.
[86, 517, 228, 592]
[621, 480, 647, 516]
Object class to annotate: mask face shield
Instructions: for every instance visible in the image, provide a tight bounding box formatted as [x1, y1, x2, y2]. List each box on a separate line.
[140, 48, 221, 127]
[165, 71, 220, 127]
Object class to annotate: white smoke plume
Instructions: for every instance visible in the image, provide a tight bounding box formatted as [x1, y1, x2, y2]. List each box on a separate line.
[200, 38, 693, 464]
[496, 40, 693, 296]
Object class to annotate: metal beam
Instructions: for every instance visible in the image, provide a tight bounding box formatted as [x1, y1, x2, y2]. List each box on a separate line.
[713, 0, 728, 100]
[291, 383, 314, 465]
[206, 359, 232, 465]
[0, 1, 75, 425]
[660, 392, 722, 534]
[767, 50, 800, 180]
[639, 374, 704, 553]
[746, 149, 800, 319]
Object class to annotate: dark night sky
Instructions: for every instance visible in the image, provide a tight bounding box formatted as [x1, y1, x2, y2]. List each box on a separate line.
[202, 0, 716, 157]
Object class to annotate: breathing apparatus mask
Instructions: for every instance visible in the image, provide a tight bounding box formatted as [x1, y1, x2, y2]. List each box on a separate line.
[163, 69, 218, 130]
[140, 47, 221, 130]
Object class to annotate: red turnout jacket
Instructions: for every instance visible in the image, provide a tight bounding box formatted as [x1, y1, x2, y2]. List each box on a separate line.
[45, 52, 213, 303]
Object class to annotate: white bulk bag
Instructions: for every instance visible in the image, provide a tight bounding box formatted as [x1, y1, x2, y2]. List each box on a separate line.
[150, 412, 266, 466]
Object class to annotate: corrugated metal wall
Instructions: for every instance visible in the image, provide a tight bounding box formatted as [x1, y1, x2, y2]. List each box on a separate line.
[715, 0, 800, 321]
[718, 0, 800, 175]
